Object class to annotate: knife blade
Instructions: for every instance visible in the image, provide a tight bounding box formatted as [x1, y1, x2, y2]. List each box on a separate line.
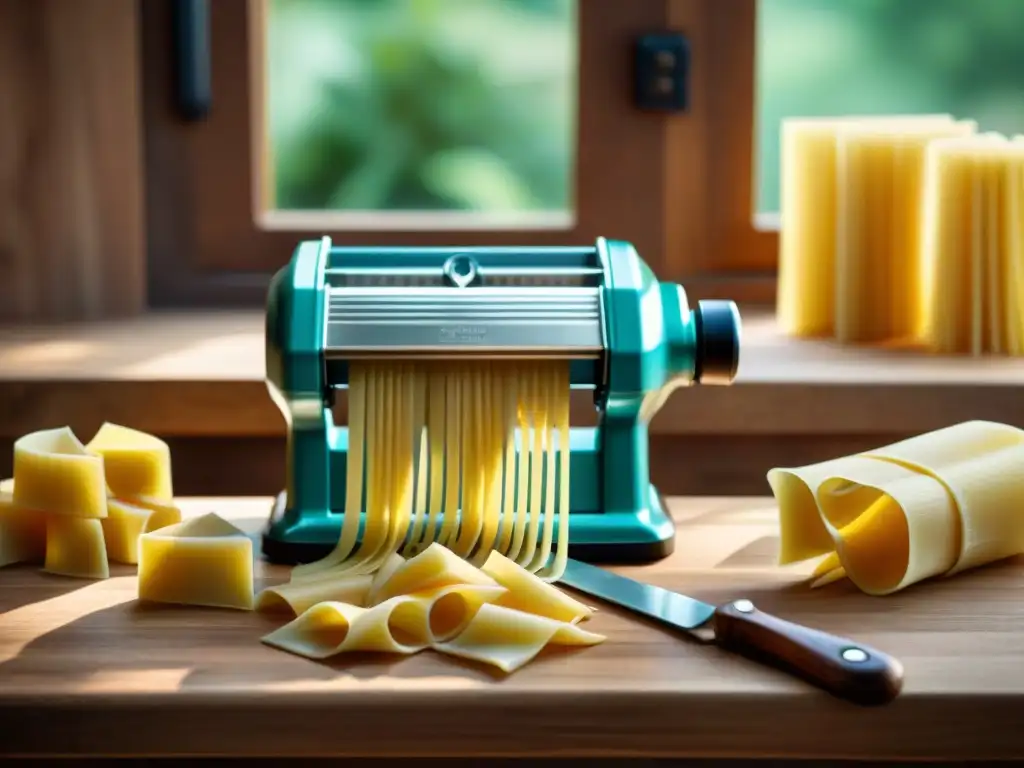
[559, 559, 904, 706]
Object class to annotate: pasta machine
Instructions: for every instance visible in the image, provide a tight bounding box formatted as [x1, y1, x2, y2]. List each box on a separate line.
[263, 236, 741, 564]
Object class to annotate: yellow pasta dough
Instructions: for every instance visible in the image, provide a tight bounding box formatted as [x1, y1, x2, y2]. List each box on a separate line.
[257, 573, 373, 616]
[45, 516, 109, 579]
[137, 513, 254, 610]
[368, 542, 498, 604]
[292, 359, 572, 584]
[777, 115, 960, 338]
[769, 420, 1024, 595]
[0, 491, 45, 567]
[86, 422, 174, 501]
[433, 603, 605, 674]
[13, 427, 107, 518]
[481, 550, 593, 624]
[261, 583, 506, 659]
[101, 498, 182, 565]
[833, 119, 976, 344]
[260, 541, 606, 672]
[919, 135, 1024, 354]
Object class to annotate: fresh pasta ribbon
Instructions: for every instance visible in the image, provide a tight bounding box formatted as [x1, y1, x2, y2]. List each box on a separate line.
[259, 540, 606, 673]
[293, 360, 573, 583]
[262, 598, 428, 659]
[433, 603, 606, 674]
[769, 420, 1024, 595]
[256, 573, 374, 616]
[481, 550, 592, 624]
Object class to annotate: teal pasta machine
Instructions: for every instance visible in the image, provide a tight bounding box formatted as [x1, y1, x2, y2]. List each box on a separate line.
[263, 236, 741, 564]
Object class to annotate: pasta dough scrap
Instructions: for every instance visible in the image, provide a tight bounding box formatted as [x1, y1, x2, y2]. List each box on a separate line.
[45, 516, 110, 579]
[367, 542, 498, 605]
[769, 420, 1024, 595]
[262, 597, 421, 659]
[481, 550, 593, 624]
[433, 603, 606, 674]
[137, 513, 254, 610]
[261, 583, 508, 660]
[13, 427, 107, 519]
[0, 491, 46, 567]
[86, 423, 174, 501]
[117, 495, 183, 524]
[101, 498, 182, 565]
[257, 573, 373, 616]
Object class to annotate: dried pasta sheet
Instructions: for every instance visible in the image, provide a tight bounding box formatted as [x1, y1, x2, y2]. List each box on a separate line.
[433, 603, 606, 674]
[768, 420, 1024, 595]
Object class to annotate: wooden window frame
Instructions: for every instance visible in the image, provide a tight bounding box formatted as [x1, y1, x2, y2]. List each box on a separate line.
[141, 0, 775, 308]
[683, 0, 777, 303]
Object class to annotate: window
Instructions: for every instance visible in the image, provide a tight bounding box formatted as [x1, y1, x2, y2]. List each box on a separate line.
[261, 0, 576, 232]
[702, 0, 1024, 290]
[143, 0, 679, 306]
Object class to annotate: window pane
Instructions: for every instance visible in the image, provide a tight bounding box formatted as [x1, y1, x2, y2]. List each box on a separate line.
[756, 0, 1024, 215]
[262, 0, 577, 230]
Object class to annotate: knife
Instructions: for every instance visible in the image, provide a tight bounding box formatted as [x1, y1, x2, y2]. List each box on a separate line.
[559, 559, 904, 706]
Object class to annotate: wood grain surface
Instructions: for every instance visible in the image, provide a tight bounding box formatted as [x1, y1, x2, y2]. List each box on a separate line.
[0, 496, 1021, 759]
[0, 307, 1021, 440]
[0, 0, 145, 323]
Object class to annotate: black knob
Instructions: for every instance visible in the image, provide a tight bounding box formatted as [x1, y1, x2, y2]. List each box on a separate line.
[693, 300, 741, 385]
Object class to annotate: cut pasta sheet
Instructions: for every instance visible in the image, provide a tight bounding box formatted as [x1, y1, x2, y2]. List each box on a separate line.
[433, 603, 606, 674]
[481, 550, 593, 624]
[768, 420, 1024, 595]
[291, 359, 573, 583]
[261, 584, 508, 659]
[258, 540, 606, 672]
[256, 573, 374, 616]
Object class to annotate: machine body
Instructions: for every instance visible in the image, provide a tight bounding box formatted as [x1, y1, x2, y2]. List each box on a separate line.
[263, 236, 741, 564]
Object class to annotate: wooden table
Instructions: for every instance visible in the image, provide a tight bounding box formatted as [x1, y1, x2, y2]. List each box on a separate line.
[0, 496, 1021, 759]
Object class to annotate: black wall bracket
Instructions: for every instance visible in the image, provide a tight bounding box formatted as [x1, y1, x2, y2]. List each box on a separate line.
[172, 0, 212, 121]
[634, 32, 690, 113]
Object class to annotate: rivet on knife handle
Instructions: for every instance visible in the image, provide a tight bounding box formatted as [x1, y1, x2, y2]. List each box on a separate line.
[711, 599, 904, 706]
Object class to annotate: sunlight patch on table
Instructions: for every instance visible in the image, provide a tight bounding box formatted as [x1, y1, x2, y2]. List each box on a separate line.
[71, 667, 193, 693]
[253, 674, 483, 693]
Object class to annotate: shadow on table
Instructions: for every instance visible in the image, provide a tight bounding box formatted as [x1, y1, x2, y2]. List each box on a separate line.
[0, 563, 591, 692]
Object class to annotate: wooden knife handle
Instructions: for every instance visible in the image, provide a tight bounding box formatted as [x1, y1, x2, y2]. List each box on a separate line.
[711, 599, 904, 706]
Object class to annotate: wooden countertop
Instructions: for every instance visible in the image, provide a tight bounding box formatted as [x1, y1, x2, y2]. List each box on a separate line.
[0, 307, 1022, 439]
[0, 497, 1021, 759]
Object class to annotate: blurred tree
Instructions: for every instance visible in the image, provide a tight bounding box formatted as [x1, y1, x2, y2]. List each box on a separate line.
[266, 0, 575, 214]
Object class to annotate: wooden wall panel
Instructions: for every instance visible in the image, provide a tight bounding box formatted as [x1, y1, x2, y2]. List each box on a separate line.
[0, 0, 145, 322]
